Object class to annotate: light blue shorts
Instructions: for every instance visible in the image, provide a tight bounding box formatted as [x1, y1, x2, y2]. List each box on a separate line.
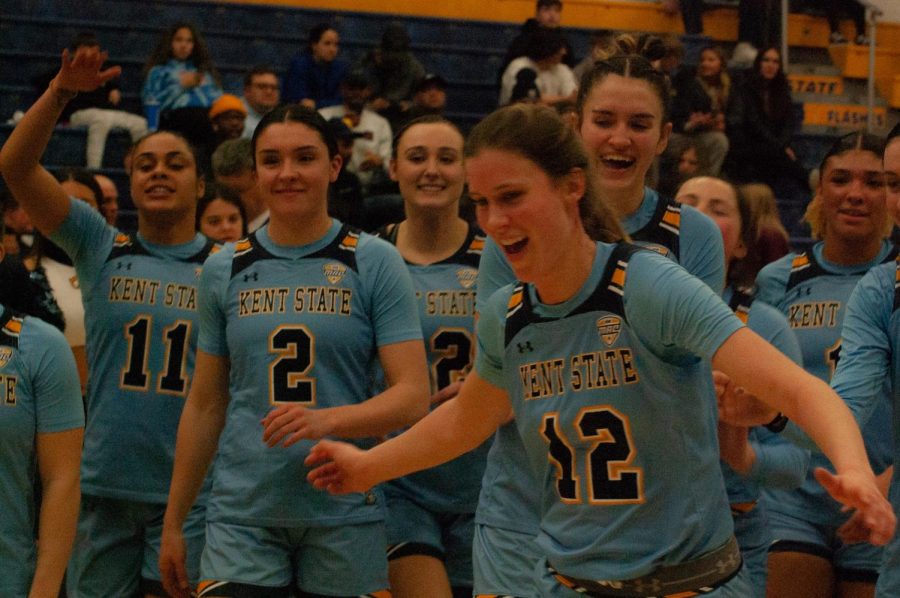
[385, 491, 475, 587]
[200, 519, 389, 596]
[733, 505, 771, 598]
[473, 523, 540, 597]
[67, 494, 206, 597]
[768, 508, 882, 579]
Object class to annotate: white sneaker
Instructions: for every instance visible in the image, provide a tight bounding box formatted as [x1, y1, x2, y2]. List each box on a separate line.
[830, 31, 848, 44]
[855, 34, 870, 45]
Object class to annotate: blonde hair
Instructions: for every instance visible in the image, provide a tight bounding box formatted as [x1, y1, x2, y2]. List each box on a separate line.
[740, 183, 789, 244]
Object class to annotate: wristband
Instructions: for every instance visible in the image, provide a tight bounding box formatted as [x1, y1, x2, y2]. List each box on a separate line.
[764, 412, 789, 433]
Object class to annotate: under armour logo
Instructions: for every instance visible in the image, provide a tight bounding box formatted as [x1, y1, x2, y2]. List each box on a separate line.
[517, 341, 533, 353]
[243, 272, 258, 282]
[116, 262, 133, 270]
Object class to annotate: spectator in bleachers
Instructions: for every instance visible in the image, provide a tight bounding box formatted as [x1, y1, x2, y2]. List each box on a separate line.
[195, 183, 246, 243]
[668, 44, 731, 176]
[211, 138, 268, 232]
[498, 27, 577, 107]
[660, 0, 705, 35]
[404, 74, 448, 123]
[740, 182, 789, 269]
[499, 0, 575, 83]
[827, 0, 868, 45]
[59, 33, 148, 170]
[209, 94, 248, 149]
[658, 136, 701, 198]
[360, 23, 426, 129]
[93, 173, 119, 226]
[319, 70, 393, 195]
[142, 22, 222, 160]
[2, 195, 34, 255]
[241, 66, 280, 139]
[0, 191, 65, 329]
[725, 46, 806, 195]
[324, 117, 366, 229]
[282, 23, 348, 109]
[572, 30, 615, 83]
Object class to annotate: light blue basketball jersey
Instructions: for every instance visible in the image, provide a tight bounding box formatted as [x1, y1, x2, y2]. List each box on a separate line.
[830, 257, 900, 596]
[475, 242, 741, 581]
[50, 199, 216, 503]
[199, 221, 421, 526]
[0, 306, 83, 596]
[474, 188, 725, 535]
[379, 223, 491, 513]
[757, 241, 896, 525]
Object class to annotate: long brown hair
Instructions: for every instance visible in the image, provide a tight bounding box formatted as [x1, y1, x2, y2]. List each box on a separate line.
[465, 104, 625, 243]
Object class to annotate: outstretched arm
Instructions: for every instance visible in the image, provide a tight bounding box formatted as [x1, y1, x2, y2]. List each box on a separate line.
[0, 47, 120, 235]
[713, 327, 896, 544]
[306, 371, 510, 494]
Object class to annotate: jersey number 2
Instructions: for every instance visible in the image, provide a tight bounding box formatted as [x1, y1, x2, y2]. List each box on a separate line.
[121, 316, 191, 395]
[541, 408, 643, 504]
[269, 325, 315, 405]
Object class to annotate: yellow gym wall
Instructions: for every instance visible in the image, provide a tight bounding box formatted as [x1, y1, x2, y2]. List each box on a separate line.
[225, 0, 691, 33]
[223, 0, 900, 51]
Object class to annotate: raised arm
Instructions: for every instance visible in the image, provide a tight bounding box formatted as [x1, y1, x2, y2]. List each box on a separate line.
[305, 370, 511, 494]
[713, 327, 896, 544]
[160, 350, 230, 598]
[29, 428, 83, 598]
[261, 338, 430, 446]
[0, 47, 120, 235]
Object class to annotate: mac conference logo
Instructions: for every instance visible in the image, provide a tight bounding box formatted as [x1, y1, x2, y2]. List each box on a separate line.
[596, 316, 621, 346]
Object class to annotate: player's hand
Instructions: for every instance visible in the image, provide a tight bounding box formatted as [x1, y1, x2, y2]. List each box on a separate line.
[716, 370, 779, 427]
[837, 510, 871, 544]
[717, 421, 755, 475]
[305, 439, 375, 494]
[159, 525, 191, 598]
[431, 380, 462, 407]
[815, 467, 896, 546]
[54, 47, 121, 94]
[261, 404, 334, 447]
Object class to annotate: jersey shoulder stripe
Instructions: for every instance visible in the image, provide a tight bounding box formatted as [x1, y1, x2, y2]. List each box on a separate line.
[0, 310, 24, 348]
[503, 242, 640, 346]
[789, 246, 899, 290]
[631, 195, 681, 259]
[231, 226, 361, 279]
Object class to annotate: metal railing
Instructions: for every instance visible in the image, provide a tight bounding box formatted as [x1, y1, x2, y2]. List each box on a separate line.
[780, 0, 882, 132]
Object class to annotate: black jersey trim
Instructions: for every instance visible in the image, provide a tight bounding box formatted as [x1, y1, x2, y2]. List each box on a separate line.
[377, 222, 485, 268]
[503, 243, 641, 347]
[787, 246, 899, 291]
[630, 195, 681, 260]
[230, 225, 362, 279]
[727, 285, 756, 324]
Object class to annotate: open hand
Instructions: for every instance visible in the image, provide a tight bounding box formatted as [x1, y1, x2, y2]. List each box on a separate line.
[261, 404, 333, 448]
[55, 46, 121, 93]
[815, 467, 896, 546]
